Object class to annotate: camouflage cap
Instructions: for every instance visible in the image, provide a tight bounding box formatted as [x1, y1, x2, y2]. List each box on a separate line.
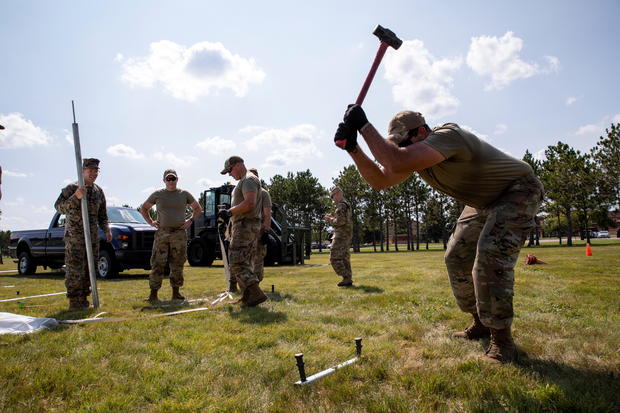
[82, 158, 100, 169]
[220, 156, 244, 175]
[387, 111, 426, 146]
[163, 169, 178, 179]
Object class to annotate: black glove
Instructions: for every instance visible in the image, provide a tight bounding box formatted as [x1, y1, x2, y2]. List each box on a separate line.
[334, 122, 357, 152]
[343, 104, 369, 132]
[217, 209, 231, 223]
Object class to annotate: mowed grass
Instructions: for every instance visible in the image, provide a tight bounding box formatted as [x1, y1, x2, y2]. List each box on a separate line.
[0, 241, 619, 412]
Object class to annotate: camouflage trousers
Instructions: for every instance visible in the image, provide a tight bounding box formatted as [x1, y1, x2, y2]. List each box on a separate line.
[330, 236, 352, 281]
[253, 235, 267, 282]
[64, 230, 99, 298]
[444, 173, 544, 329]
[149, 228, 187, 290]
[229, 218, 261, 289]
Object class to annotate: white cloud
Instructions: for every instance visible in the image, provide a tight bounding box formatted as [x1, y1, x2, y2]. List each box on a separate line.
[63, 178, 74, 185]
[566, 96, 578, 106]
[384, 39, 463, 120]
[153, 151, 197, 168]
[494, 123, 508, 135]
[575, 114, 620, 137]
[64, 129, 73, 145]
[4, 197, 25, 207]
[106, 144, 145, 159]
[141, 186, 158, 194]
[114, 53, 124, 62]
[0, 113, 53, 149]
[33, 205, 54, 215]
[195, 136, 236, 155]
[197, 177, 222, 188]
[3, 170, 29, 178]
[238, 125, 267, 134]
[534, 149, 546, 161]
[106, 195, 121, 206]
[466, 32, 559, 90]
[244, 124, 323, 168]
[119, 40, 265, 101]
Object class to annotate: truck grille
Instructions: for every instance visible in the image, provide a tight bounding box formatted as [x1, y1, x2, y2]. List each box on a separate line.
[135, 231, 155, 250]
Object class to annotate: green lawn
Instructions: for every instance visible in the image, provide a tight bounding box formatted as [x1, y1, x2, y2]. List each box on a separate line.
[1, 241, 619, 412]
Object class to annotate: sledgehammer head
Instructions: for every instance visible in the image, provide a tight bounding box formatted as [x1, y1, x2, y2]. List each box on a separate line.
[373, 25, 402, 49]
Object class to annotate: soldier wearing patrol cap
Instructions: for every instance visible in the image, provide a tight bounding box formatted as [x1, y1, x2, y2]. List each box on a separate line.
[140, 169, 202, 303]
[324, 186, 353, 286]
[334, 104, 544, 364]
[54, 158, 112, 310]
[218, 156, 268, 306]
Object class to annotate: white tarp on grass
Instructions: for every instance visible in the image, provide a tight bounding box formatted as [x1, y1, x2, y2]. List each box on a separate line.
[0, 312, 59, 334]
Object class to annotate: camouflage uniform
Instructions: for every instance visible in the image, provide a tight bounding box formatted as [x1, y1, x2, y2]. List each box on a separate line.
[252, 188, 272, 282]
[54, 182, 109, 299]
[149, 228, 187, 290]
[329, 199, 353, 282]
[445, 173, 544, 329]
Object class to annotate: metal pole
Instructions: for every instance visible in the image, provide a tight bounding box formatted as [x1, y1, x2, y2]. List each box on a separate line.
[71, 101, 99, 308]
[295, 353, 307, 383]
[294, 338, 363, 386]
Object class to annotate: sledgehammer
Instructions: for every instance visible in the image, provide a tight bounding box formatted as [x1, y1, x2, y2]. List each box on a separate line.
[335, 25, 402, 149]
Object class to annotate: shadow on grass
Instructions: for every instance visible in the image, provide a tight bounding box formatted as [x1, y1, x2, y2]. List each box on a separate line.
[266, 291, 295, 303]
[228, 306, 288, 324]
[498, 357, 620, 411]
[348, 284, 383, 293]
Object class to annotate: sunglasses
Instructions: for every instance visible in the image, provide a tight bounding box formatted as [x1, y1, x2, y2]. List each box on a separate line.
[165, 176, 177, 182]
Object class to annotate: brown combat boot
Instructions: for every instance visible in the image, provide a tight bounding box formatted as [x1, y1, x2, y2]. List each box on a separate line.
[171, 287, 185, 301]
[228, 280, 238, 293]
[481, 327, 520, 364]
[242, 283, 268, 307]
[145, 289, 159, 303]
[452, 313, 491, 340]
[337, 278, 353, 287]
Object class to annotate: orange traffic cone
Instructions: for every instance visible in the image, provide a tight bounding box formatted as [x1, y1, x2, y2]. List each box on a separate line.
[586, 243, 592, 256]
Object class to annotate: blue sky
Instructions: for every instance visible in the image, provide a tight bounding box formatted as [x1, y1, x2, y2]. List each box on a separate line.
[1, 0, 619, 231]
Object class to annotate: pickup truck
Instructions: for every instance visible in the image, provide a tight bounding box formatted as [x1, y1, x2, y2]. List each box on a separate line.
[8, 206, 156, 278]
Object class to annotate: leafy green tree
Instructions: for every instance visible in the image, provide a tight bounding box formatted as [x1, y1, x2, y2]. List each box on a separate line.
[333, 165, 368, 252]
[590, 123, 620, 207]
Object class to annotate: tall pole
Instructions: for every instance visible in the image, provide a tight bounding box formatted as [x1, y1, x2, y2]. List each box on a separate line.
[71, 101, 100, 308]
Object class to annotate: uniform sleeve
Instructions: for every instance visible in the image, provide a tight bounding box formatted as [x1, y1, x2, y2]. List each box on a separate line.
[332, 202, 349, 227]
[421, 126, 468, 159]
[98, 188, 109, 232]
[262, 190, 272, 208]
[241, 176, 260, 196]
[54, 184, 80, 214]
[145, 191, 158, 205]
[185, 190, 197, 205]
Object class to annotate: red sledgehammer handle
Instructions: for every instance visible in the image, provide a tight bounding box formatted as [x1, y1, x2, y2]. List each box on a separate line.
[335, 42, 390, 149]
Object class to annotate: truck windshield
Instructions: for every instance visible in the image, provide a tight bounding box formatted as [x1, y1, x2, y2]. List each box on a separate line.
[107, 207, 147, 224]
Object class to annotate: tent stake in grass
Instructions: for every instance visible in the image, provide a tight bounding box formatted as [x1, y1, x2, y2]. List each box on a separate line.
[294, 337, 363, 386]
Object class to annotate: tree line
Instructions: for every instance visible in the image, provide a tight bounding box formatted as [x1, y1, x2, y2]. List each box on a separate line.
[264, 123, 619, 250]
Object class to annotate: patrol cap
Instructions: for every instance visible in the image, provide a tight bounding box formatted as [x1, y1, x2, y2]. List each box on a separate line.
[387, 111, 426, 146]
[82, 158, 100, 169]
[220, 156, 244, 175]
[163, 169, 178, 179]
[249, 168, 259, 177]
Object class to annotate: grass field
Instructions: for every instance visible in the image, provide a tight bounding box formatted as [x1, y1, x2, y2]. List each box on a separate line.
[1, 241, 619, 412]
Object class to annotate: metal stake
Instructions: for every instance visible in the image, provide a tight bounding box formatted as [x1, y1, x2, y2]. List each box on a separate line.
[71, 101, 99, 308]
[295, 353, 307, 382]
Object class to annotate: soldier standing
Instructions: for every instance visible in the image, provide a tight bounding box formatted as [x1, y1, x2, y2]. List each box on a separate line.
[54, 158, 112, 310]
[334, 105, 544, 363]
[324, 187, 353, 287]
[249, 168, 272, 285]
[140, 169, 202, 303]
[218, 156, 268, 306]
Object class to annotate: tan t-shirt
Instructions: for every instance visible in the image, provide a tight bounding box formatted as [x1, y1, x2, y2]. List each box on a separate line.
[419, 123, 533, 209]
[231, 172, 262, 221]
[146, 188, 196, 229]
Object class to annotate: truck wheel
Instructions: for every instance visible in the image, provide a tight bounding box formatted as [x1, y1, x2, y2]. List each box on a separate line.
[187, 239, 215, 266]
[18, 251, 37, 275]
[97, 250, 118, 279]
